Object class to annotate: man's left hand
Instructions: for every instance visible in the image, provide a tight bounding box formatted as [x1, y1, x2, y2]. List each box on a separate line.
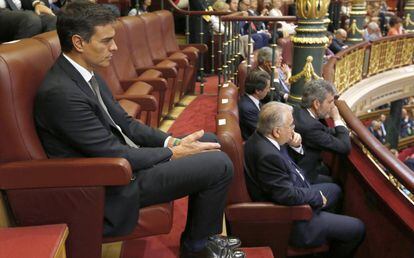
[35, 4, 55, 16]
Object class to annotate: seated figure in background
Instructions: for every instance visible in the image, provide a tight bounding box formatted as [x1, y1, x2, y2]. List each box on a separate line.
[363, 21, 382, 41]
[0, 0, 56, 42]
[239, 70, 271, 140]
[400, 108, 413, 138]
[244, 101, 365, 258]
[255, 46, 290, 103]
[368, 120, 386, 144]
[329, 28, 348, 54]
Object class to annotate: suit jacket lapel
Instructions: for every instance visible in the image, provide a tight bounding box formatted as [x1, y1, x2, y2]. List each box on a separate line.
[56, 55, 97, 100]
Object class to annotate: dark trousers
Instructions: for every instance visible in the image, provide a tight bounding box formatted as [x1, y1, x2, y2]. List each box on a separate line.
[137, 150, 234, 240]
[291, 183, 365, 258]
[0, 9, 56, 42]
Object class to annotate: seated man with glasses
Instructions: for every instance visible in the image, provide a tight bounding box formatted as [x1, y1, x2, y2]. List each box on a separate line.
[244, 101, 365, 258]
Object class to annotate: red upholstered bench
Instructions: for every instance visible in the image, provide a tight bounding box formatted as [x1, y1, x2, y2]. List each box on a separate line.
[240, 247, 274, 258]
[0, 224, 68, 258]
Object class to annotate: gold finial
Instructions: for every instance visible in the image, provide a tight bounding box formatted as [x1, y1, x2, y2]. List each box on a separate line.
[289, 56, 321, 84]
[296, 0, 330, 19]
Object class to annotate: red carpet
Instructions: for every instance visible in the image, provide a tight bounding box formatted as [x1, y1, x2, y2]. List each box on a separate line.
[121, 76, 218, 258]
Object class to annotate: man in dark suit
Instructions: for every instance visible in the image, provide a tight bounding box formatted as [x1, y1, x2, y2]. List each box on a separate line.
[293, 79, 351, 184]
[34, 2, 240, 258]
[244, 102, 365, 258]
[329, 28, 348, 54]
[0, 0, 56, 42]
[255, 46, 290, 103]
[239, 70, 270, 140]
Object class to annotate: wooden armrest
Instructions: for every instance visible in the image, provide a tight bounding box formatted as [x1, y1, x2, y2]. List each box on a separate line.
[0, 158, 132, 190]
[225, 202, 313, 222]
[116, 94, 158, 111]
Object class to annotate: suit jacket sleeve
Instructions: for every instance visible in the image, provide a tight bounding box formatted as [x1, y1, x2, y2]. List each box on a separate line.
[304, 123, 351, 155]
[40, 86, 172, 171]
[256, 153, 323, 208]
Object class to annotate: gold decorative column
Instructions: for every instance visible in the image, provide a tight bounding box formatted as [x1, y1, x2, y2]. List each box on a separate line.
[346, 0, 366, 45]
[404, 0, 414, 33]
[288, 0, 330, 105]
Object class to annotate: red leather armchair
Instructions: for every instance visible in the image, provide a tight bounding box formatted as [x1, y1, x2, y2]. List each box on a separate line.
[0, 38, 173, 258]
[217, 82, 240, 121]
[216, 113, 328, 257]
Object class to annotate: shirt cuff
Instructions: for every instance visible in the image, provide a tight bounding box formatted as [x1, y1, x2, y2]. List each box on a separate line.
[290, 145, 304, 155]
[163, 136, 172, 148]
[334, 119, 346, 128]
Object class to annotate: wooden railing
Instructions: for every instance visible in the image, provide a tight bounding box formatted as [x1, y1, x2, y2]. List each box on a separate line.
[337, 100, 414, 198]
[323, 34, 414, 94]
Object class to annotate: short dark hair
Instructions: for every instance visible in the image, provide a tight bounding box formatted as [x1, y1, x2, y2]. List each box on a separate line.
[245, 70, 270, 94]
[389, 16, 402, 27]
[57, 0, 117, 52]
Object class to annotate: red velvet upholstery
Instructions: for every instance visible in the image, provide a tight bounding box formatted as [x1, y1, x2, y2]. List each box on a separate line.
[120, 16, 178, 118]
[0, 39, 173, 258]
[216, 113, 327, 257]
[0, 224, 68, 258]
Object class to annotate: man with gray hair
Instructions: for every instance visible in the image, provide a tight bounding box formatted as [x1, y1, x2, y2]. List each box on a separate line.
[363, 21, 382, 41]
[245, 102, 365, 258]
[255, 46, 290, 102]
[293, 79, 351, 184]
[244, 101, 365, 258]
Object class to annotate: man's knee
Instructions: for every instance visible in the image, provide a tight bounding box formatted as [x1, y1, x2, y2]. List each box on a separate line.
[209, 151, 234, 181]
[352, 218, 365, 242]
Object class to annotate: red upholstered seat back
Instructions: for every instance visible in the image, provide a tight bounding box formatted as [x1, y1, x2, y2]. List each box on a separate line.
[216, 113, 251, 204]
[119, 16, 155, 69]
[153, 10, 179, 54]
[138, 13, 169, 60]
[0, 39, 54, 163]
[111, 20, 138, 81]
[33, 31, 62, 60]
[277, 37, 293, 67]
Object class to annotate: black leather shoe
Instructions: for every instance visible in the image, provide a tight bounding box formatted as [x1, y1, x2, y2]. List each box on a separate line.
[180, 239, 229, 258]
[208, 235, 241, 250]
[180, 238, 244, 258]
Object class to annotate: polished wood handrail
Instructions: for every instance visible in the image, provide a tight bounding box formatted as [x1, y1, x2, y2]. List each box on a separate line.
[336, 100, 414, 193]
[164, 0, 238, 16]
[221, 15, 297, 22]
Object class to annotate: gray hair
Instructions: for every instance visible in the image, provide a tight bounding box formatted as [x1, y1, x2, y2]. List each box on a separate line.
[367, 21, 379, 30]
[257, 47, 274, 64]
[257, 101, 292, 135]
[301, 79, 337, 108]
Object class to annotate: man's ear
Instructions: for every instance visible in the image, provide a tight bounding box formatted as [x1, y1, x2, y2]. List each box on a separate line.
[72, 34, 84, 53]
[312, 99, 320, 111]
[272, 127, 280, 139]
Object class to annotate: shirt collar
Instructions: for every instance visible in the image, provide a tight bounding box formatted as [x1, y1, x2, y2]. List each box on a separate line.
[63, 53, 94, 83]
[265, 136, 280, 150]
[246, 94, 261, 110]
[307, 108, 317, 120]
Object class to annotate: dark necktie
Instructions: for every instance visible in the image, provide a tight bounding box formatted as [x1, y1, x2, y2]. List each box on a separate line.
[5, 0, 18, 10]
[280, 145, 310, 187]
[89, 76, 138, 148]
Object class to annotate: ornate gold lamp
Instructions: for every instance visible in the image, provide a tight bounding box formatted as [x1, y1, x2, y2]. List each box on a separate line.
[288, 0, 330, 104]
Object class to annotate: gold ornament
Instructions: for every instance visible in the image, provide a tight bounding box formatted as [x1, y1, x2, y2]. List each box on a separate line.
[296, 0, 330, 19]
[289, 56, 321, 84]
